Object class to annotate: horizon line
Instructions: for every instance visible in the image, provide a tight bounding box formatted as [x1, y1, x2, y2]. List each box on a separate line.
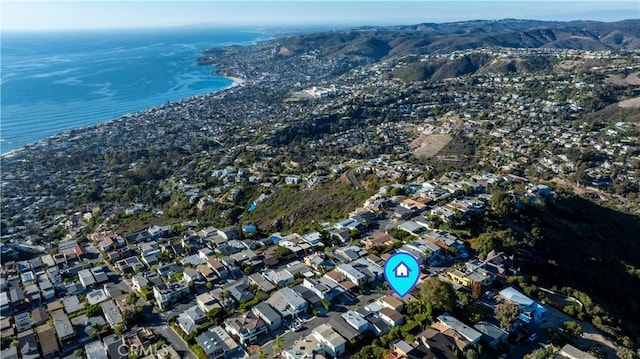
[2, 17, 637, 33]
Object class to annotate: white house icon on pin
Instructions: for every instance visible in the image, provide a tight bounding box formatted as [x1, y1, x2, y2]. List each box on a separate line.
[393, 262, 410, 278]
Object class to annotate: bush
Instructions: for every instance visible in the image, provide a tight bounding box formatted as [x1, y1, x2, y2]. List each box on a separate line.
[562, 321, 583, 337]
[191, 344, 209, 359]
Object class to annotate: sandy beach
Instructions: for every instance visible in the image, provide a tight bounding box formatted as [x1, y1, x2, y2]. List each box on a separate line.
[225, 76, 246, 87]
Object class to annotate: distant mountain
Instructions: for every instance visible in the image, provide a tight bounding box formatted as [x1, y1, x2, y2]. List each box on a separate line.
[275, 19, 640, 65]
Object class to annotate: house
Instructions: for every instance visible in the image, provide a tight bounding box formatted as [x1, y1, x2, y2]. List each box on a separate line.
[103, 334, 127, 359]
[153, 282, 190, 310]
[367, 314, 393, 336]
[483, 250, 515, 277]
[334, 218, 363, 231]
[131, 273, 150, 292]
[36, 324, 60, 359]
[283, 334, 323, 359]
[263, 269, 295, 286]
[302, 278, 337, 301]
[17, 330, 39, 359]
[224, 311, 268, 345]
[304, 253, 336, 272]
[379, 307, 404, 327]
[330, 228, 351, 243]
[554, 344, 597, 359]
[397, 221, 426, 236]
[433, 313, 482, 349]
[38, 277, 56, 302]
[473, 321, 508, 349]
[301, 232, 324, 247]
[267, 287, 308, 319]
[177, 305, 206, 335]
[445, 263, 493, 288]
[53, 312, 76, 342]
[217, 227, 239, 241]
[292, 285, 322, 310]
[207, 257, 229, 279]
[312, 323, 347, 358]
[181, 254, 207, 267]
[247, 273, 276, 293]
[335, 246, 366, 262]
[8, 284, 26, 310]
[252, 302, 281, 331]
[415, 328, 460, 359]
[115, 256, 145, 274]
[85, 340, 108, 359]
[156, 263, 183, 279]
[62, 295, 84, 315]
[0, 292, 9, 315]
[195, 325, 240, 359]
[499, 287, 547, 324]
[362, 232, 397, 249]
[78, 269, 97, 289]
[0, 347, 18, 359]
[197, 292, 221, 313]
[148, 225, 170, 238]
[198, 248, 215, 260]
[342, 310, 369, 333]
[335, 264, 367, 286]
[31, 307, 48, 326]
[227, 281, 255, 303]
[15, 312, 32, 333]
[378, 295, 404, 312]
[90, 266, 109, 284]
[196, 264, 218, 284]
[184, 268, 205, 286]
[392, 340, 416, 357]
[100, 300, 124, 329]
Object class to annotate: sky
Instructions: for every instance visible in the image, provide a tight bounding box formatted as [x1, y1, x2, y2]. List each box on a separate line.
[1, 1, 639, 31]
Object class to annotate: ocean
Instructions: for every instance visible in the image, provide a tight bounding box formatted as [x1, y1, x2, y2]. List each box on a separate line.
[0, 27, 271, 154]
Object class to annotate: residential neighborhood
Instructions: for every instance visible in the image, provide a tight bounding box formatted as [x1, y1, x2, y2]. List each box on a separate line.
[1, 20, 639, 359]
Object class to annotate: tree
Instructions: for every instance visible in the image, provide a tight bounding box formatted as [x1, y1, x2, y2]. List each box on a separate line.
[495, 302, 520, 329]
[219, 290, 231, 307]
[114, 323, 124, 337]
[562, 321, 583, 337]
[419, 278, 456, 314]
[86, 304, 102, 317]
[257, 348, 268, 359]
[274, 246, 296, 261]
[125, 292, 137, 305]
[272, 336, 284, 357]
[158, 250, 172, 263]
[352, 345, 388, 359]
[470, 232, 497, 260]
[491, 189, 515, 217]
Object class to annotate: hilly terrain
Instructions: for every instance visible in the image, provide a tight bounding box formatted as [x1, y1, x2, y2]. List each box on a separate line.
[276, 19, 640, 65]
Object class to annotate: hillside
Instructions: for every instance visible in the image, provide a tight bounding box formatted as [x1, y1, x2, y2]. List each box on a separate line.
[522, 195, 640, 344]
[275, 19, 640, 65]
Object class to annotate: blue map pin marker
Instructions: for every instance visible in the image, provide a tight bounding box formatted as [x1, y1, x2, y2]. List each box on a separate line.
[384, 252, 420, 298]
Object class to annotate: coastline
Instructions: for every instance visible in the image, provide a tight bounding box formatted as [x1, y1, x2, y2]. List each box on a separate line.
[1, 73, 247, 159]
[225, 76, 246, 87]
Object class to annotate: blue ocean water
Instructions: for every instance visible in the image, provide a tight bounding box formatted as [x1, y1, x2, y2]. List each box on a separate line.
[0, 27, 270, 154]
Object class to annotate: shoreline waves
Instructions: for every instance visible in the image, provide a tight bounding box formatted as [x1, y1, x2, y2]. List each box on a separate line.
[1, 28, 269, 155]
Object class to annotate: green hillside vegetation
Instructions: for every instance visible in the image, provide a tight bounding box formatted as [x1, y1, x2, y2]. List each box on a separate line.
[391, 54, 555, 83]
[524, 194, 640, 347]
[243, 181, 374, 232]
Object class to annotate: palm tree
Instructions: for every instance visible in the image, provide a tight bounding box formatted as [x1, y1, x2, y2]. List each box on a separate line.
[219, 290, 231, 307]
[272, 336, 284, 357]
